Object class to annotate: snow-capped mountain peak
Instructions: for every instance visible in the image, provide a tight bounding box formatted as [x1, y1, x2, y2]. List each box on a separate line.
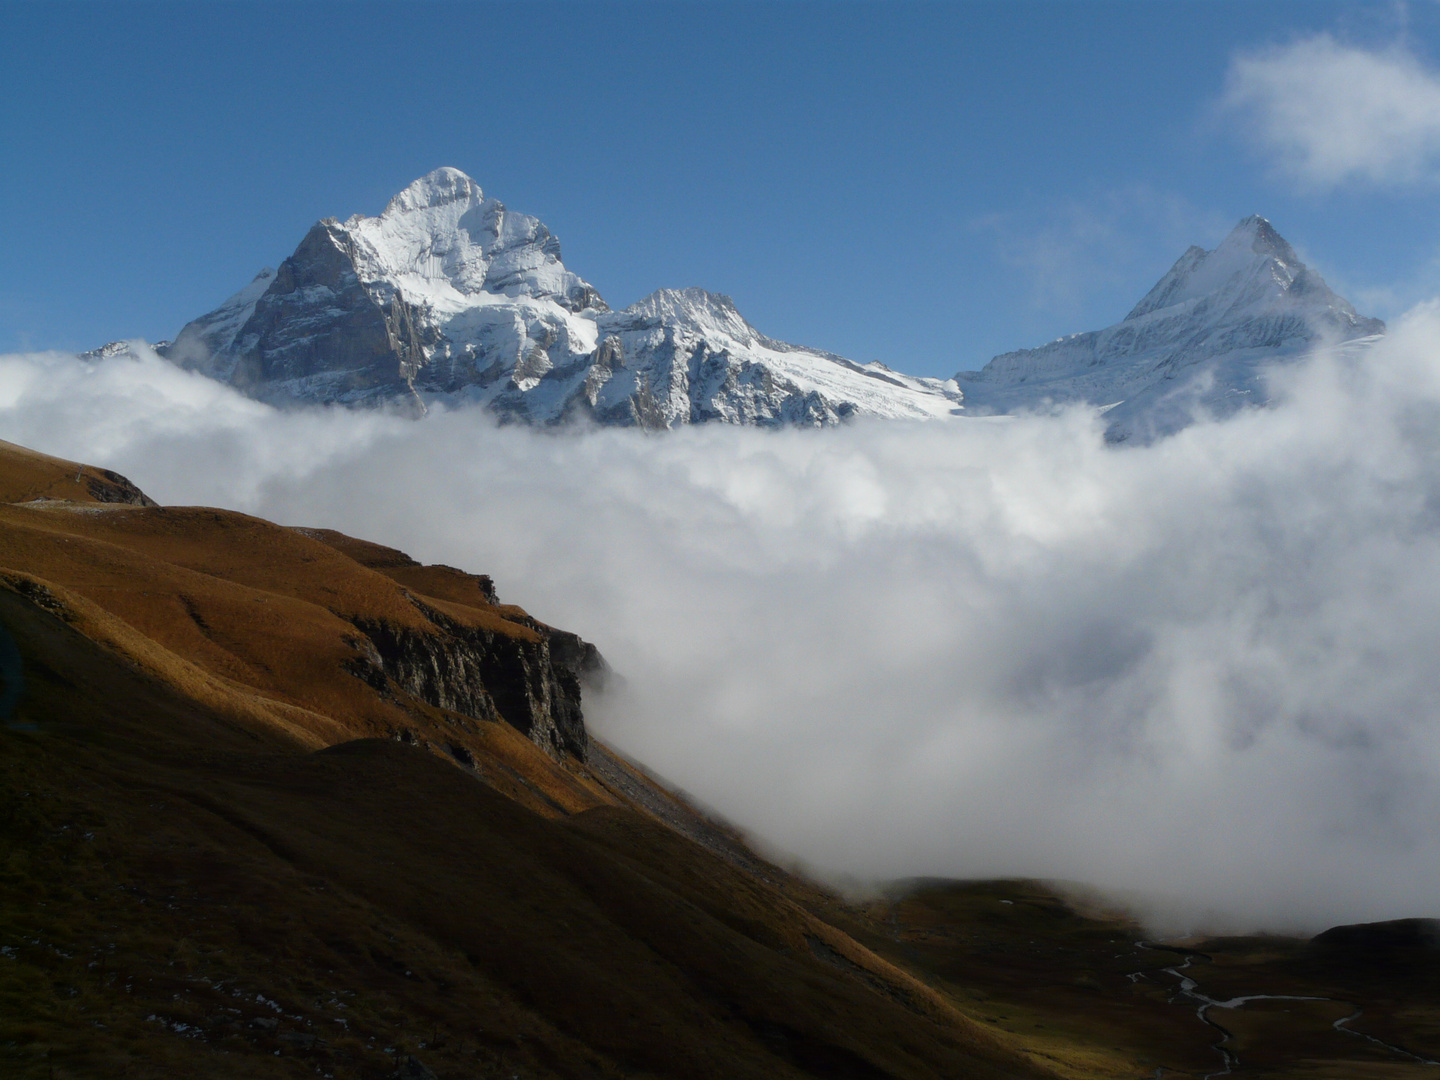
[380, 166, 484, 215]
[152, 183, 1379, 439]
[957, 215, 1384, 442]
[158, 172, 961, 426]
[1125, 215, 1304, 322]
[614, 288, 763, 346]
[340, 167, 600, 314]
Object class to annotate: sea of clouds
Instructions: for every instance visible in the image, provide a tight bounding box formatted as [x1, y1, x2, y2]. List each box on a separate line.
[5, 313, 1440, 932]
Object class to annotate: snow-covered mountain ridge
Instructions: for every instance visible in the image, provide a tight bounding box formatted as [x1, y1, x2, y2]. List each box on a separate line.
[954, 215, 1384, 442]
[149, 171, 1381, 437]
[160, 168, 962, 426]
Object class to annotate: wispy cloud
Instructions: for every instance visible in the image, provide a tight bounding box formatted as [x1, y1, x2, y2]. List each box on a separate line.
[971, 190, 1228, 336]
[1223, 33, 1440, 190]
[6, 334, 1440, 931]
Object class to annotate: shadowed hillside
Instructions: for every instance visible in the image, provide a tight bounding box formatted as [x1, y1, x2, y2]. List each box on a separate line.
[2, 437, 1438, 1079]
[0, 438, 1051, 1080]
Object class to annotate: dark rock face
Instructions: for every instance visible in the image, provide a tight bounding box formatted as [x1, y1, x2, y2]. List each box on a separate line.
[165, 222, 438, 409]
[348, 596, 594, 760]
[226, 222, 425, 399]
[87, 468, 158, 507]
[546, 627, 609, 694]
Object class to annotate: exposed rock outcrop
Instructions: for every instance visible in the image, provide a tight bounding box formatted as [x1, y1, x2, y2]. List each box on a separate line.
[290, 525, 602, 760]
[86, 468, 159, 507]
[0, 437, 158, 508]
[347, 594, 592, 761]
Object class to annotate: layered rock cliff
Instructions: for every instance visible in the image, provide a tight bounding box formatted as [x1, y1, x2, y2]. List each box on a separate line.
[297, 527, 599, 759]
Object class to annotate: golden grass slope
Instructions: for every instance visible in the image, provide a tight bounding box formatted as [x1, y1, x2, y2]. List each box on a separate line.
[0, 438, 158, 508]
[0, 440, 1057, 1080]
[0, 441, 609, 812]
[5, 439, 1434, 1078]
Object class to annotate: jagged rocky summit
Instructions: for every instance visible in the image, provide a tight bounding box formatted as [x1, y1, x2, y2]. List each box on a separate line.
[954, 215, 1385, 442]
[147, 174, 1381, 439]
[161, 167, 963, 427]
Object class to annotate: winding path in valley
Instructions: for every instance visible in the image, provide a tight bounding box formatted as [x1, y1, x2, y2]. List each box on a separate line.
[1127, 942, 1439, 1078]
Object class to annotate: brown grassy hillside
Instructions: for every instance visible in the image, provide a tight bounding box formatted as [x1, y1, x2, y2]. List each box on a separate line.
[0, 440, 1056, 1080]
[3, 438, 1436, 1079]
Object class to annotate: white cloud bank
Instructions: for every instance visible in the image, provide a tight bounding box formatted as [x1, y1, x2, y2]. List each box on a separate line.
[1223, 33, 1440, 189]
[5, 331, 1440, 931]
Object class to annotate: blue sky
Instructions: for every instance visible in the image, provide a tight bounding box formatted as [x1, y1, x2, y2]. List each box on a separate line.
[5, 0, 1440, 376]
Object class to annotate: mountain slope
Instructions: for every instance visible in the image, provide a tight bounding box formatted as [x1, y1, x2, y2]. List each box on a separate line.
[161, 168, 962, 427]
[5, 442, 1438, 1077]
[955, 216, 1385, 442]
[0, 438, 1056, 1080]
